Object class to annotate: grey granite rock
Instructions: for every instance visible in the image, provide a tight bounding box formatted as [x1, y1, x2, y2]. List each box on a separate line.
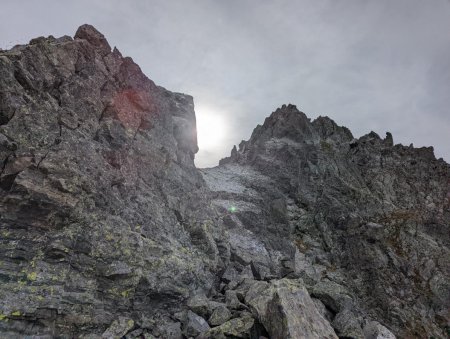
[1, 25, 449, 339]
[101, 317, 134, 338]
[182, 311, 210, 337]
[363, 321, 396, 339]
[203, 104, 450, 338]
[187, 294, 223, 319]
[332, 308, 364, 339]
[199, 314, 255, 339]
[0, 24, 223, 338]
[208, 304, 232, 326]
[244, 278, 338, 339]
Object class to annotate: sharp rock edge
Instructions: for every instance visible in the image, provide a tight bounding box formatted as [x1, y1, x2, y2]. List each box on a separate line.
[0, 25, 449, 339]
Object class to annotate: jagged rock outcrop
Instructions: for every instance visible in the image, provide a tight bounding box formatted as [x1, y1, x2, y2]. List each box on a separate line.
[0, 24, 225, 338]
[1, 26, 449, 339]
[202, 104, 450, 338]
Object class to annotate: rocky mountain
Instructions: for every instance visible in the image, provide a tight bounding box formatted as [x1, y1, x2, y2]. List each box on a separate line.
[0, 25, 449, 339]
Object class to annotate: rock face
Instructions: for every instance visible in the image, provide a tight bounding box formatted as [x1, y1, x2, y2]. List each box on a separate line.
[0, 24, 223, 338]
[203, 104, 450, 338]
[1, 25, 449, 339]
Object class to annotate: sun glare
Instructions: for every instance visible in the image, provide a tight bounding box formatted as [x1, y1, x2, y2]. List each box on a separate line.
[195, 106, 227, 151]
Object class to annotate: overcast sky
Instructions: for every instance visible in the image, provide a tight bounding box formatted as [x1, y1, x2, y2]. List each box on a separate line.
[1, 0, 449, 167]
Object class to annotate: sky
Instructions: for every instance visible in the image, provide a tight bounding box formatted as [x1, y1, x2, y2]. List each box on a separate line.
[1, 1, 449, 168]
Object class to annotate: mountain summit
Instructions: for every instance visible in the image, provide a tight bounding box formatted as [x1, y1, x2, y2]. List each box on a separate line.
[1, 25, 449, 338]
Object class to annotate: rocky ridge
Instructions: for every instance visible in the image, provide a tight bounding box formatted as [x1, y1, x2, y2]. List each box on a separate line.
[203, 104, 450, 338]
[0, 25, 449, 338]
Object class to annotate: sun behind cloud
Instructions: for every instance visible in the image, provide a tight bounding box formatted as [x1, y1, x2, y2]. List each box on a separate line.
[195, 105, 228, 168]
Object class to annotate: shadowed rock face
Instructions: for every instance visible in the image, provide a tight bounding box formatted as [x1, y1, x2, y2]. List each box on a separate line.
[0, 26, 449, 339]
[0, 24, 224, 337]
[204, 104, 450, 338]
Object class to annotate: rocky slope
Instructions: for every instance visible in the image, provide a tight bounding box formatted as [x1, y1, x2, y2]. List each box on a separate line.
[1, 25, 449, 338]
[203, 105, 450, 338]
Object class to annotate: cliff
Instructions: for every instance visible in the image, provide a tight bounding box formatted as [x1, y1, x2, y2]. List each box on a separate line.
[0, 26, 449, 339]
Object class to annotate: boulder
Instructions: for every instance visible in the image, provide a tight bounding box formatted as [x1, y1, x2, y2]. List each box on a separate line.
[101, 317, 134, 338]
[331, 309, 364, 339]
[187, 294, 212, 318]
[311, 280, 353, 313]
[225, 290, 247, 310]
[245, 278, 338, 339]
[221, 266, 239, 283]
[183, 311, 210, 337]
[200, 315, 255, 339]
[208, 304, 232, 326]
[363, 321, 396, 339]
